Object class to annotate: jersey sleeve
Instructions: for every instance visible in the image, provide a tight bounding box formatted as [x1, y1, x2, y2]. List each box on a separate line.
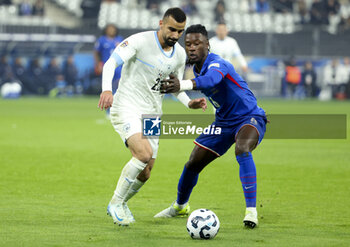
[231, 39, 248, 68]
[94, 37, 102, 52]
[111, 33, 141, 63]
[194, 61, 228, 89]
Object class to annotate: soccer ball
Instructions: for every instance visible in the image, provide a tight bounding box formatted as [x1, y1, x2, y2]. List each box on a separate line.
[186, 209, 220, 240]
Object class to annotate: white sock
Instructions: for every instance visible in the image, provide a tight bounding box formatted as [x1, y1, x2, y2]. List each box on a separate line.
[110, 157, 146, 205]
[174, 201, 188, 209]
[124, 179, 145, 203]
[246, 207, 257, 213]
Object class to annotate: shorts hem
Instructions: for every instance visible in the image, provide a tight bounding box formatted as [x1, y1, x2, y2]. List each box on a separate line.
[235, 123, 261, 144]
[193, 140, 221, 157]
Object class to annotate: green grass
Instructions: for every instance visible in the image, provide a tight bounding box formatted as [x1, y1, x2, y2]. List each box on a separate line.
[0, 97, 350, 247]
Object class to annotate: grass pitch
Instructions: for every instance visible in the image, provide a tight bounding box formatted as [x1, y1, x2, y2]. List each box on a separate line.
[0, 97, 349, 247]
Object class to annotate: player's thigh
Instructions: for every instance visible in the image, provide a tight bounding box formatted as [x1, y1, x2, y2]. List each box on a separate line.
[110, 113, 154, 162]
[127, 133, 153, 162]
[186, 145, 218, 173]
[235, 125, 260, 155]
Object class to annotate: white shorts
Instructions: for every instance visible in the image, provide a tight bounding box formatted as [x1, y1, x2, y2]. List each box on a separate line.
[110, 111, 159, 159]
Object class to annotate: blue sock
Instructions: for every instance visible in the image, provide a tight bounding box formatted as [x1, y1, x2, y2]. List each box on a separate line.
[177, 166, 199, 205]
[236, 152, 257, 208]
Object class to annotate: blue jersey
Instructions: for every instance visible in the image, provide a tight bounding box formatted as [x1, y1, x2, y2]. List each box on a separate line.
[193, 53, 265, 124]
[95, 35, 123, 78]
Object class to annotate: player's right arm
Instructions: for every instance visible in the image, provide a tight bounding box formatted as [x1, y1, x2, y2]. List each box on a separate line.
[98, 36, 139, 110]
[94, 38, 104, 75]
[98, 54, 124, 110]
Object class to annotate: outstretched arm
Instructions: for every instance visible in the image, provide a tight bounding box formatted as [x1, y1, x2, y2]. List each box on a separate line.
[160, 74, 196, 93]
[172, 91, 207, 111]
[160, 69, 225, 93]
[98, 54, 124, 110]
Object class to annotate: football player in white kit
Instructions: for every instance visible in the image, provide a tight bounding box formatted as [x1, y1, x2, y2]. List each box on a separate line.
[209, 22, 248, 73]
[98, 8, 207, 226]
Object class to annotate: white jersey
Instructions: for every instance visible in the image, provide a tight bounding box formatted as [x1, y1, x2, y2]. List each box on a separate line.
[111, 31, 186, 115]
[209, 36, 247, 68]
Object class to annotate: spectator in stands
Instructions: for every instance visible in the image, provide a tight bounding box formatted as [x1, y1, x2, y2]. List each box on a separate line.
[310, 0, 328, 25]
[272, 0, 294, 13]
[18, 0, 33, 16]
[12, 57, 35, 95]
[297, 0, 309, 24]
[45, 57, 62, 93]
[323, 58, 348, 99]
[80, 0, 102, 19]
[256, 0, 270, 13]
[325, 0, 340, 17]
[284, 57, 302, 98]
[214, 0, 226, 23]
[181, 0, 198, 16]
[338, 16, 350, 32]
[0, 0, 12, 5]
[33, 0, 44, 16]
[12, 57, 25, 81]
[344, 57, 350, 78]
[28, 58, 46, 95]
[302, 61, 318, 97]
[94, 24, 123, 93]
[146, 0, 162, 15]
[0, 55, 14, 84]
[63, 55, 78, 95]
[344, 57, 350, 98]
[343, 57, 350, 98]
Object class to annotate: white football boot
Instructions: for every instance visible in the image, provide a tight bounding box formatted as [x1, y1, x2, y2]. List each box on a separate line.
[243, 207, 258, 228]
[154, 201, 190, 218]
[123, 202, 135, 223]
[107, 203, 131, 226]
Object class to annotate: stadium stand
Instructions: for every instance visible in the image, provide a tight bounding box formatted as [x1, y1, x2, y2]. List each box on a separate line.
[0, 0, 349, 99]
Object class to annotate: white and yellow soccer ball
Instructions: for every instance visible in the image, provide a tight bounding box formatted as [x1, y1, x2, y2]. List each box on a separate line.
[186, 209, 220, 240]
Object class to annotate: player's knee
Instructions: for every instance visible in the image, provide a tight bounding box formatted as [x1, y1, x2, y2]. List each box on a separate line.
[185, 155, 201, 172]
[134, 150, 153, 163]
[137, 167, 151, 182]
[235, 142, 251, 156]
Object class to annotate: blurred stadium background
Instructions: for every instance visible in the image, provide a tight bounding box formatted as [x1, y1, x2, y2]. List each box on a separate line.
[1, 1, 350, 246]
[0, 0, 350, 99]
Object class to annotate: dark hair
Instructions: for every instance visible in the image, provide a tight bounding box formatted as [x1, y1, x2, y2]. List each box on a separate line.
[185, 24, 208, 38]
[163, 7, 186, 23]
[103, 24, 118, 36]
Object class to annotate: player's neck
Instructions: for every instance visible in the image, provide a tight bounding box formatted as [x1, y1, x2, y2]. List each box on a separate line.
[194, 55, 208, 73]
[157, 31, 172, 51]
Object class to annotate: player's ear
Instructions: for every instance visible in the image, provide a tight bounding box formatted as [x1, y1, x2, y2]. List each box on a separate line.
[159, 20, 163, 28]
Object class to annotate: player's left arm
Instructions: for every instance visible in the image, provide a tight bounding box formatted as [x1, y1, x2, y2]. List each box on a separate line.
[161, 65, 228, 92]
[232, 39, 248, 72]
[170, 61, 207, 111]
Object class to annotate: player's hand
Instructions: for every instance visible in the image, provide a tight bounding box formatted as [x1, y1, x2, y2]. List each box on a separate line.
[98, 91, 113, 110]
[95, 61, 103, 75]
[160, 74, 180, 93]
[188, 97, 207, 112]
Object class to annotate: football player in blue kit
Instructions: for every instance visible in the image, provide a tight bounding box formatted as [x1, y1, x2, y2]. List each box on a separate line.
[94, 24, 124, 83]
[154, 24, 267, 228]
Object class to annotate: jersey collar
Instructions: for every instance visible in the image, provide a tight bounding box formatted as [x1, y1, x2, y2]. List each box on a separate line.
[154, 31, 176, 58]
[193, 53, 215, 76]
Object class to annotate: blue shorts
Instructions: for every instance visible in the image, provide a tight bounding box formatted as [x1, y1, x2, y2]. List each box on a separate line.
[194, 115, 267, 156]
